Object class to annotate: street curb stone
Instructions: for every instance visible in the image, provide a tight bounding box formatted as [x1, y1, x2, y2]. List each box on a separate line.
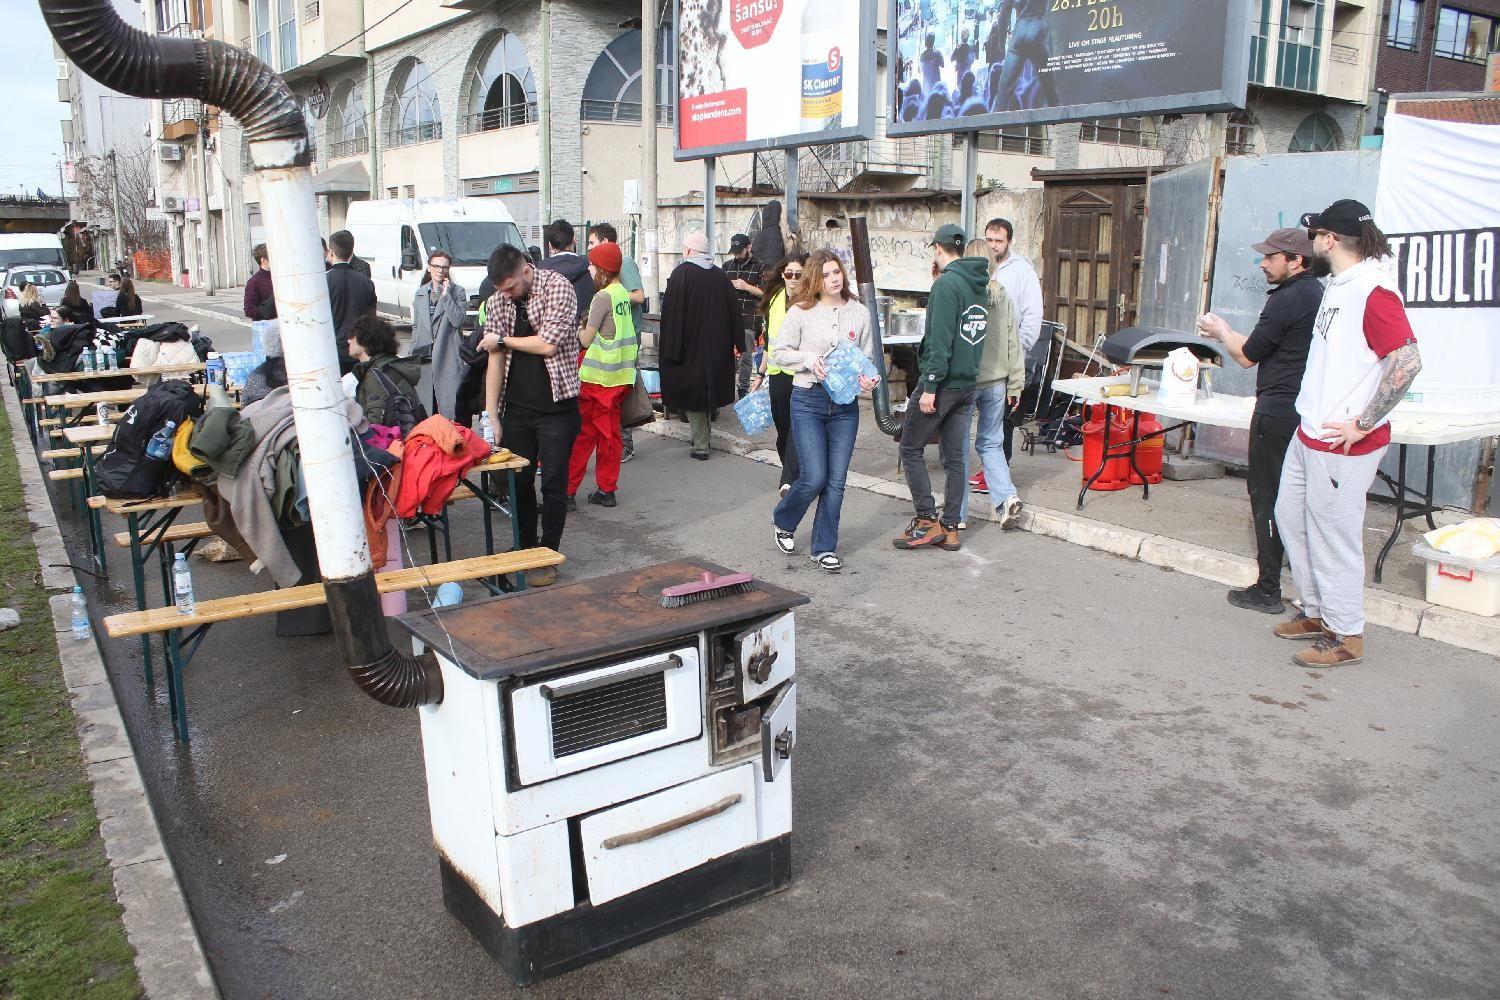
[652, 415, 1497, 654]
[4, 381, 219, 998]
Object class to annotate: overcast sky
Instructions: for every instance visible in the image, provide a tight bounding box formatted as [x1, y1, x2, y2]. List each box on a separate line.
[1, 2, 69, 198]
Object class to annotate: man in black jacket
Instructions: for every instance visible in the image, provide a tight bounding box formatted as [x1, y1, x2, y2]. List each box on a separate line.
[325, 229, 376, 375]
[537, 219, 594, 325]
[1197, 227, 1323, 614]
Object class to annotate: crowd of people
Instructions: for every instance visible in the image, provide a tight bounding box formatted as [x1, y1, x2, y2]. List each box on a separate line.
[894, 0, 1059, 125]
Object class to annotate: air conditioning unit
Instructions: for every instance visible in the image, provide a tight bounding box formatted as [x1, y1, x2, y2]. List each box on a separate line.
[158, 143, 184, 162]
[142, 121, 151, 137]
[162, 196, 183, 213]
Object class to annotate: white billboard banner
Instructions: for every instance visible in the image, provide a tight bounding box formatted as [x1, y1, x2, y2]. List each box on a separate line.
[675, 0, 875, 159]
[1375, 111, 1500, 389]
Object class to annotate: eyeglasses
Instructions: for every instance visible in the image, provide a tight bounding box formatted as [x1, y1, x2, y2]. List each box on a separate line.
[429, 263, 450, 270]
[783, 270, 803, 279]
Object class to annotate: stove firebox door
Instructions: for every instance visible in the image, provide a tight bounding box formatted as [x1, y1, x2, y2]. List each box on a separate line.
[760, 682, 795, 783]
[734, 612, 795, 703]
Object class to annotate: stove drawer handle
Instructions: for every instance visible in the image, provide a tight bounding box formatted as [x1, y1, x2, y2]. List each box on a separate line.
[600, 794, 744, 850]
[539, 654, 683, 700]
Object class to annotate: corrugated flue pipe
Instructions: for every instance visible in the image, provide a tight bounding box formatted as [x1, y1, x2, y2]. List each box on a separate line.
[849, 217, 902, 438]
[40, 0, 441, 708]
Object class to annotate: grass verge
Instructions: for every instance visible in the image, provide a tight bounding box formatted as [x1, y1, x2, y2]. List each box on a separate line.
[0, 397, 142, 998]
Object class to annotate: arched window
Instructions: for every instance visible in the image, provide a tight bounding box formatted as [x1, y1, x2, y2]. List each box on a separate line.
[329, 84, 368, 159]
[465, 32, 536, 132]
[1225, 111, 1259, 156]
[1289, 113, 1339, 153]
[580, 28, 677, 123]
[391, 60, 441, 147]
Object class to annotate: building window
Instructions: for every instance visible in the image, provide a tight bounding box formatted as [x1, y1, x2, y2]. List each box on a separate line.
[1079, 117, 1157, 147]
[253, 0, 271, 64]
[1386, 0, 1421, 48]
[1225, 111, 1259, 155]
[580, 28, 678, 124]
[392, 59, 442, 147]
[1289, 113, 1340, 152]
[464, 32, 537, 132]
[1435, 7, 1498, 62]
[329, 85, 368, 159]
[976, 125, 1050, 156]
[276, 0, 297, 69]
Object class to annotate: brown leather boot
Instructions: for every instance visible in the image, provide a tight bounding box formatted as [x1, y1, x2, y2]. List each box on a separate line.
[1273, 612, 1329, 641]
[937, 521, 962, 551]
[1293, 633, 1364, 668]
[893, 518, 945, 550]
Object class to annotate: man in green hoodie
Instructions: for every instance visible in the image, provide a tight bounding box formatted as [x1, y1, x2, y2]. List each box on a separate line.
[894, 224, 988, 552]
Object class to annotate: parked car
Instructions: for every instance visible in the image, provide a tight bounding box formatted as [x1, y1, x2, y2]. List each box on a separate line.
[0, 265, 69, 320]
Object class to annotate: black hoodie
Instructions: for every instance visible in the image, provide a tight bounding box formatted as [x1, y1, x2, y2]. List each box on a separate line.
[538, 251, 593, 324]
[752, 199, 786, 268]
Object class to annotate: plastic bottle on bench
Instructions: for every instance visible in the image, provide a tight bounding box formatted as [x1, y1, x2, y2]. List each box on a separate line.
[70, 585, 90, 641]
[479, 412, 495, 448]
[145, 420, 176, 461]
[173, 553, 195, 616]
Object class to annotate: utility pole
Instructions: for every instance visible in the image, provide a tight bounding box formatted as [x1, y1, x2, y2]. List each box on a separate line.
[108, 150, 124, 273]
[539, 0, 552, 232]
[198, 104, 217, 294]
[640, 0, 659, 304]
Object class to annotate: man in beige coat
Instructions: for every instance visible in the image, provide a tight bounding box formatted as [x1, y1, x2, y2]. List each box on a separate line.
[960, 240, 1025, 529]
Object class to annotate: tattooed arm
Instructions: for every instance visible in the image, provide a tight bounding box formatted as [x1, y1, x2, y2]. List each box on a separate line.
[1320, 343, 1423, 453]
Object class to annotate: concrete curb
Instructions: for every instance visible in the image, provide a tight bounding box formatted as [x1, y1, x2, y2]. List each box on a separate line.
[3, 381, 219, 998]
[640, 417, 1500, 657]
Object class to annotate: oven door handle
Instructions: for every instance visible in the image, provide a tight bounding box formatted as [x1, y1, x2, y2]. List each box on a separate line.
[538, 654, 683, 700]
[600, 794, 744, 850]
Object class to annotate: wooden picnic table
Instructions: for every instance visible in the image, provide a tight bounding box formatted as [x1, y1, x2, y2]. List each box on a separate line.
[32, 362, 204, 386]
[45, 383, 211, 409]
[63, 424, 117, 445]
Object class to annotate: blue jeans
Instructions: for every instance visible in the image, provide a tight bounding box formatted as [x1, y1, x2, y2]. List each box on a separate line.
[961, 384, 1019, 522]
[774, 386, 859, 556]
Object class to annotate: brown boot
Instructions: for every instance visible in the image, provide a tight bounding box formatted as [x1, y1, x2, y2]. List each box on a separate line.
[1293, 633, 1364, 668]
[893, 518, 945, 550]
[937, 521, 962, 551]
[1273, 612, 1329, 641]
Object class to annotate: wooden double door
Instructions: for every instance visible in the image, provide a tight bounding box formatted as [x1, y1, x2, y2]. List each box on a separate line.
[1040, 172, 1150, 344]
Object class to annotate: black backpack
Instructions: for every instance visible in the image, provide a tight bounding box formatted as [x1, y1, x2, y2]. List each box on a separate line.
[94, 381, 206, 499]
[369, 365, 427, 437]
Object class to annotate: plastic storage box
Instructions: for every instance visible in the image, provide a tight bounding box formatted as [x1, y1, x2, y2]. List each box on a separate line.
[1412, 541, 1500, 617]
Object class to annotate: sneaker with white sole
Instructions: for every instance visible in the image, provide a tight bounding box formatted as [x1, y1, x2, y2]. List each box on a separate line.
[779, 483, 791, 498]
[812, 552, 843, 572]
[773, 526, 796, 554]
[999, 495, 1023, 530]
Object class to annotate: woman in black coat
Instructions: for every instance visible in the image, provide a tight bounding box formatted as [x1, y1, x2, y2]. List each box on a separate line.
[658, 231, 740, 460]
[56, 280, 95, 326]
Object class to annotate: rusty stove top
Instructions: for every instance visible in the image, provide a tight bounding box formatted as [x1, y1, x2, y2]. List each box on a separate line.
[395, 560, 810, 681]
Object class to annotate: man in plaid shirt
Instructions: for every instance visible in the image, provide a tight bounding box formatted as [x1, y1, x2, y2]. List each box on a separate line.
[481, 244, 582, 586]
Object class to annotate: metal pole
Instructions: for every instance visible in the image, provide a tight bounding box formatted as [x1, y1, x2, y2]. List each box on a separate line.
[539, 0, 552, 226]
[640, 0, 659, 304]
[850, 216, 899, 438]
[108, 151, 124, 272]
[198, 108, 217, 294]
[703, 156, 717, 253]
[960, 131, 978, 237]
[784, 148, 799, 239]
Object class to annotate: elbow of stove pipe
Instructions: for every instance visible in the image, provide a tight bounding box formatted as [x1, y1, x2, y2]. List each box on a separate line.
[326, 574, 444, 709]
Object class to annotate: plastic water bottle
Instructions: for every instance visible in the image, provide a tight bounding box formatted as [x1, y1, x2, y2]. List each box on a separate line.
[145, 420, 176, 461]
[172, 554, 195, 615]
[479, 412, 495, 448]
[96, 402, 111, 424]
[81, 348, 95, 373]
[205, 352, 225, 386]
[70, 585, 90, 641]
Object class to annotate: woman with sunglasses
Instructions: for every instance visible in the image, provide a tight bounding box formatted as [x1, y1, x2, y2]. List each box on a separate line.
[751, 252, 809, 496]
[770, 250, 878, 573]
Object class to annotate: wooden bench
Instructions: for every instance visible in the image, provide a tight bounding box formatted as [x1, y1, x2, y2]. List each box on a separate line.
[48, 468, 84, 482]
[40, 445, 106, 461]
[102, 547, 565, 742]
[113, 522, 216, 548]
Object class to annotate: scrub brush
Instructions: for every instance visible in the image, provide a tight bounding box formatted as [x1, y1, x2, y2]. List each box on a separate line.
[660, 571, 756, 608]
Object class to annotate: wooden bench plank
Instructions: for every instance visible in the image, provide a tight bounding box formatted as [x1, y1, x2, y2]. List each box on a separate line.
[103, 549, 564, 638]
[22, 397, 45, 405]
[112, 523, 216, 548]
[90, 493, 200, 513]
[40, 445, 107, 461]
[48, 468, 84, 482]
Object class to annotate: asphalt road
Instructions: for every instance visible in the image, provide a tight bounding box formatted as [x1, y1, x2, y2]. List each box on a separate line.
[60, 293, 1500, 1000]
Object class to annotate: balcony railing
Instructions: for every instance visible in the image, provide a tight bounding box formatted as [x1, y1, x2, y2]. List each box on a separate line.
[161, 98, 199, 127]
[329, 135, 368, 159]
[579, 100, 675, 125]
[1079, 120, 1158, 147]
[158, 20, 200, 38]
[459, 103, 538, 134]
[391, 121, 442, 147]
[306, 0, 320, 19]
[977, 129, 1051, 156]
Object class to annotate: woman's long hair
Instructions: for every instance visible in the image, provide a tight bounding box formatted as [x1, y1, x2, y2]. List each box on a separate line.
[760, 251, 809, 318]
[61, 280, 85, 308]
[790, 249, 857, 310]
[18, 284, 43, 310]
[964, 238, 995, 271]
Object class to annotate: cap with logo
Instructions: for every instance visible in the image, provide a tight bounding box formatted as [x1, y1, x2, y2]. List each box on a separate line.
[728, 233, 751, 252]
[1251, 227, 1315, 258]
[928, 223, 966, 250]
[1300, 199, 1374, 238]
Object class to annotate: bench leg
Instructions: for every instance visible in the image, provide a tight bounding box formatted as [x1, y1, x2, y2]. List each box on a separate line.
[127, 513, 154, 688]
[165, 628, 189, 743]
[507, 470, 526, 592]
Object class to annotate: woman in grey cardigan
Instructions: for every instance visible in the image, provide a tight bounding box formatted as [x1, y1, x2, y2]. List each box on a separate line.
[407, 249, 469, 420]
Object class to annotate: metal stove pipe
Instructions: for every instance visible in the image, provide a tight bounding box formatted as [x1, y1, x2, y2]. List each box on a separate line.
[848, 217, 901, 438]
[40, 0, 441, 707]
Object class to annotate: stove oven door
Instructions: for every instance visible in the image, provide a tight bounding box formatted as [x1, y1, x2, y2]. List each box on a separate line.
[734, 611, 795, 703]
[510, 646, 702, 786]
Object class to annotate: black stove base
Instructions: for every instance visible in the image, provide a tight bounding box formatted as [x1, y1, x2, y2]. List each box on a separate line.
[440, 834, 792, 986]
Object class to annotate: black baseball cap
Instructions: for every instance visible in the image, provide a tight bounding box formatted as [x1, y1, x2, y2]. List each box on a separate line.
[1300, 199, 1373, 238]
[728, 234, 751, 252]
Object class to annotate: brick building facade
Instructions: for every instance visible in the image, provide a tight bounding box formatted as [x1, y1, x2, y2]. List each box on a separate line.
[1378, 0, 1500, 96]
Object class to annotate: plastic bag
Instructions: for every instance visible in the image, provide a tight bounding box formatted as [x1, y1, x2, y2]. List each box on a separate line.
[732, 388, 774, 436]
[250, 319, 278, 359]
[822, 342, 879, 405]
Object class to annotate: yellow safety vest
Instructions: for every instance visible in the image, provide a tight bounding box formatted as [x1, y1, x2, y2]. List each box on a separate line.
[580, 282, 639, 388]
[765, 289, 792, 377]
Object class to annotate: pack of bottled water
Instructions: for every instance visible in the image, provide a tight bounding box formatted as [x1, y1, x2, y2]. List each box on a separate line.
[821, 342, 878, 405]
[732, 388, 774, 436]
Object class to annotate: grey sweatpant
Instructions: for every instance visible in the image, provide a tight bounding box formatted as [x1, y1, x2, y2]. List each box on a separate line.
[1275, 437, 1385, 636]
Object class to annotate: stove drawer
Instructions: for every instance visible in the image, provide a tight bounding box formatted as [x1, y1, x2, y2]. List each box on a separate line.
[579, 764, 759, 905]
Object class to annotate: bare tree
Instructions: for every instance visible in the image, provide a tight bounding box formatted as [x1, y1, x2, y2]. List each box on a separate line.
[73, 148, 168, 263]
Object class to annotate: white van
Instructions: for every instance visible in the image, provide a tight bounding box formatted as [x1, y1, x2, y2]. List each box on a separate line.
[345, 198, 526, 317]
[0, 233, 69, 277]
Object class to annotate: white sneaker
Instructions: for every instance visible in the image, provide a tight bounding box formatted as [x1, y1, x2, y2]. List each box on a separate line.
[773, 526, 796, 554]
[812, 552, 843, 572]
[779, 483, 790, 498]
[999, 495, 1023, 530]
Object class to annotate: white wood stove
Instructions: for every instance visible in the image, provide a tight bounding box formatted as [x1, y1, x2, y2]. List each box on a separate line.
[397, 560, 808, 984]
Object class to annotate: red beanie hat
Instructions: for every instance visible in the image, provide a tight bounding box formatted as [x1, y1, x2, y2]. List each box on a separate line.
[587, 242, 623, 273]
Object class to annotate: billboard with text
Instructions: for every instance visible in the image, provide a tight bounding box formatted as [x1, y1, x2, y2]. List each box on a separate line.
[887, 0, 1250, 136]
[674, 0, 877, 160]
